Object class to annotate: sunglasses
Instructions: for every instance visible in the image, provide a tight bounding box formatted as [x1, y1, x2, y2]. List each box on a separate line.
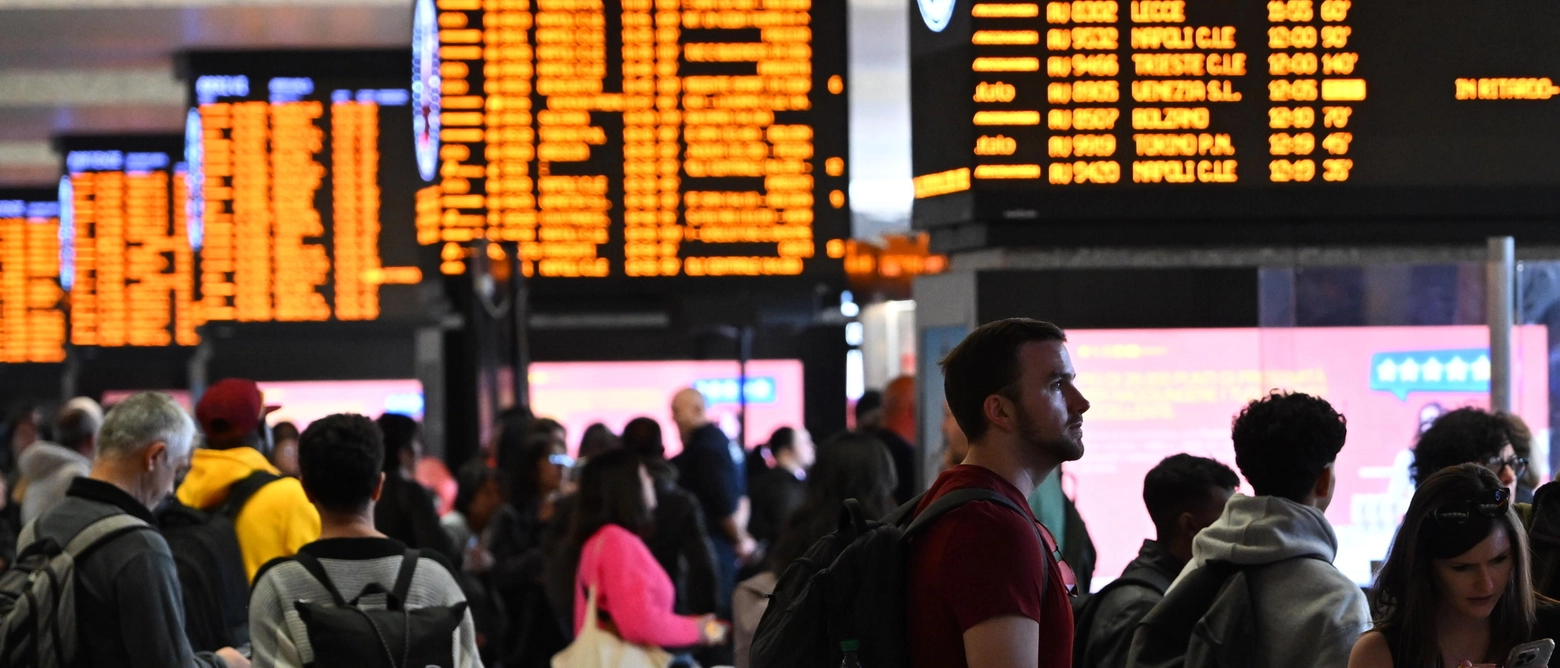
[1432, 487, 1511, 528]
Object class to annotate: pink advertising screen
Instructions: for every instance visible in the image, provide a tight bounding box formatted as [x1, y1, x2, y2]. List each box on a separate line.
[103, 379, 425, 430]
[1067, 326, 1550, 588]
[528, 360, 806, 458]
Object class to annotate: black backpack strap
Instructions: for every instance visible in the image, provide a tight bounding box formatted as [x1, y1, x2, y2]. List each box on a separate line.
[218, 470, 282, 519]
[389, 549, 421, 608]
[902, 487, 1052, 602]
[903, 488, 1032, 538]
[293, 551, 349, 607]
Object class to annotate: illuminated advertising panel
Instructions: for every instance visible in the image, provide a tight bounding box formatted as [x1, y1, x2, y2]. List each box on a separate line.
[55, 136, 199, 348]
[1064, 325, 1549, 589]
[416, 0, 849, 284]
[528, 359, 806, 455]
[180, 50, 426, 323]
[912, 0, 1560, 229]
[0, 187, 66, 362]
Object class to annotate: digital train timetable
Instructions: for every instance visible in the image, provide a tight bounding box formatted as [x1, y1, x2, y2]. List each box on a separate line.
[180, 50, 426, 323]
[414, 0, 849, 283]
[910, 0, 1560, 230]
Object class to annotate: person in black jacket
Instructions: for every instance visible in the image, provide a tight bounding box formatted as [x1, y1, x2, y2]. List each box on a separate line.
[29, 391, 247, 668]
[747, 427, 813, 548]
[1075, 454, 1237, 668]
[372, 414, 460, 565]
[490, 430, 573, 665]
[623, 416, 720, 617]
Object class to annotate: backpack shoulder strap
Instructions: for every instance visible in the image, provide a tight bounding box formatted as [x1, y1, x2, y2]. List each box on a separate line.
[902, 487, 1051, 601]
[293, 551, 348, 607]
[65, 513, 152, 558]
[903, 488, 1031, 537]
[390, 548, 421, 607]
[218, 470, 282, 519]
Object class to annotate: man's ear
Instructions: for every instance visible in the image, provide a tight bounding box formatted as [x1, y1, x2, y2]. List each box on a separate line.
[1314, 463, 1335, 499]
[144, 441, 168, 472]
[982, 394, 1013, 435]
[372, 472, 386, 502]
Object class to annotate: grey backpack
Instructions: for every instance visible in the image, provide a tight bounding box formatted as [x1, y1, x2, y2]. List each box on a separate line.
[0, 514, 152, 667]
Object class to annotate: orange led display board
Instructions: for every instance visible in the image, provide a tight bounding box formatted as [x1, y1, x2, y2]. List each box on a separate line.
[412, 0, 848, 283]
[56, 136, 200, 348]
[0, 189, 66, 363]
[181, 50, 427, 323]
[911, 0, 1560, 233]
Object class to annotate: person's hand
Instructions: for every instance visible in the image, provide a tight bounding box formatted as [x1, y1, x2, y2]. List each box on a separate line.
[216, 647, 251, 668]
[736, 534, 758, 560]
[697, 615, 730, 646]
[464, 544, 494, 573]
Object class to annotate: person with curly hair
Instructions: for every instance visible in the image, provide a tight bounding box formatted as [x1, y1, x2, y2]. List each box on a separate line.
[1132, 391, 1370, 668]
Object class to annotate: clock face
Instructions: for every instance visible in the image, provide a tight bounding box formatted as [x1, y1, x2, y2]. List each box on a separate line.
[57, 175, 75, 291]
[918, 0, 957, 32]
[184, 108, 205, 251]
[412, 0, 441, 183]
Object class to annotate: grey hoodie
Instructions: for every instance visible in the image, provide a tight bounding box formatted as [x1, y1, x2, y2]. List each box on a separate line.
[17, 441, 91, 525]
[1172, 493, 1371, 668]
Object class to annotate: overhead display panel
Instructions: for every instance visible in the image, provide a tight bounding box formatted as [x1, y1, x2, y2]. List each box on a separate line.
[180, 50, 426, 324]
[0, 188, 66, 363]
[415, 0, 849, 284]
[910, 0, 1560, 234]
[56, 136, 200, 348]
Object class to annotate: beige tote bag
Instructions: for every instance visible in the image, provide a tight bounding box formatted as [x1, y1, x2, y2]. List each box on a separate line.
[552, 577, 674, 668]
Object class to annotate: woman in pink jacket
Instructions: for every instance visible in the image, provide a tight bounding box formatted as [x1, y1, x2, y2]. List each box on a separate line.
[571, 448, 728, 650]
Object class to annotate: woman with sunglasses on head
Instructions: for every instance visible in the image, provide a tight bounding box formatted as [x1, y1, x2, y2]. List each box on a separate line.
[1350, 463, 1554, 668]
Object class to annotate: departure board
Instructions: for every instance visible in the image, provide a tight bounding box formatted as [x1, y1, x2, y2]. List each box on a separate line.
[0, 188, 66, 363]
[56, 136, 200, 348]
[413, 0, 849, 283]
[910, 0, 1560, 229]
[180, 50, 426, 323]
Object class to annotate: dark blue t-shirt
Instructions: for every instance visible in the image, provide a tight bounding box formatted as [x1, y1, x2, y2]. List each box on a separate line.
[672, 423, 745, 532]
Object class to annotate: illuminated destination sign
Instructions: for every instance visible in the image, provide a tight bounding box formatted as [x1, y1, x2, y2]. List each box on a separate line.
[56, 136, 200, 348]
[415, 0, 849, 282]
[911, 0, 1560, 228]
[181, 50, 426, 323]
[0, 188, 66, 362]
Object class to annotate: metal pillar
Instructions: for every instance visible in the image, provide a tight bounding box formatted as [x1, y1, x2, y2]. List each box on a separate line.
[1488, 236, 1515, 412]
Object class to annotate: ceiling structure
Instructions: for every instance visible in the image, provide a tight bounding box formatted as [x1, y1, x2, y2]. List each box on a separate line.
[0, 0, 913, 231]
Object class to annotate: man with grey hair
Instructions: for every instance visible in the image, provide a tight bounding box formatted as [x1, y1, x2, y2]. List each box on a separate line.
[26, 392, 250, 668]
[18, 397, 103, 524]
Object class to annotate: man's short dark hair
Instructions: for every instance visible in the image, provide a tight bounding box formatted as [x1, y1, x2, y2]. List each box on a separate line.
[940, 318, 1067, 441]
[299, 413, 384, 513]
[1412, 407, 1508, 486]
[1231, 391, 1347, 502]
[376, 413, 420, 475]
[768, 427, 797, 454]
[1143, 454, 1239, 536]
[55, 407, 99, 451]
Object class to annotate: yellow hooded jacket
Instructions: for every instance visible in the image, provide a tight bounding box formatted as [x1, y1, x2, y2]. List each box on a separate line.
[176, 446, 321, 582]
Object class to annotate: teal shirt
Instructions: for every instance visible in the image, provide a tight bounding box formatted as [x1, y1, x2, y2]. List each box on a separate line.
[1027, 468, 1068, 553]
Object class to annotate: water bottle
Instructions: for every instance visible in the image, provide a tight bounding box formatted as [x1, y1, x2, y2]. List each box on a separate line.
[840, 639, 862, 667]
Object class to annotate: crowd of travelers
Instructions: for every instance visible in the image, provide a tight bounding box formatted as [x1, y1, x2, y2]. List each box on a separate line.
[0, 317, 1557, 668]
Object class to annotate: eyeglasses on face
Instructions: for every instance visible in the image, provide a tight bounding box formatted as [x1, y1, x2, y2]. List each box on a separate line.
[1431, 487, 1512, 527]
[1484, 455, 1528, 476]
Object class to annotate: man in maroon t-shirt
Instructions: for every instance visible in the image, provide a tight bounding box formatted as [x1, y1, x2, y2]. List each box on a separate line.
[908, 318, 1090, 668]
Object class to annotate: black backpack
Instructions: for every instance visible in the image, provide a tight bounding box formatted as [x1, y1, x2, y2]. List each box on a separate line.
[291, 548, 470, 668]
[1070, 564, 1172, 668]
[750, 488, 1046, 668]
[1527, 481, 1560, 598]
[1126, 556, 1323, 668]
[156, 470, 280, 651]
